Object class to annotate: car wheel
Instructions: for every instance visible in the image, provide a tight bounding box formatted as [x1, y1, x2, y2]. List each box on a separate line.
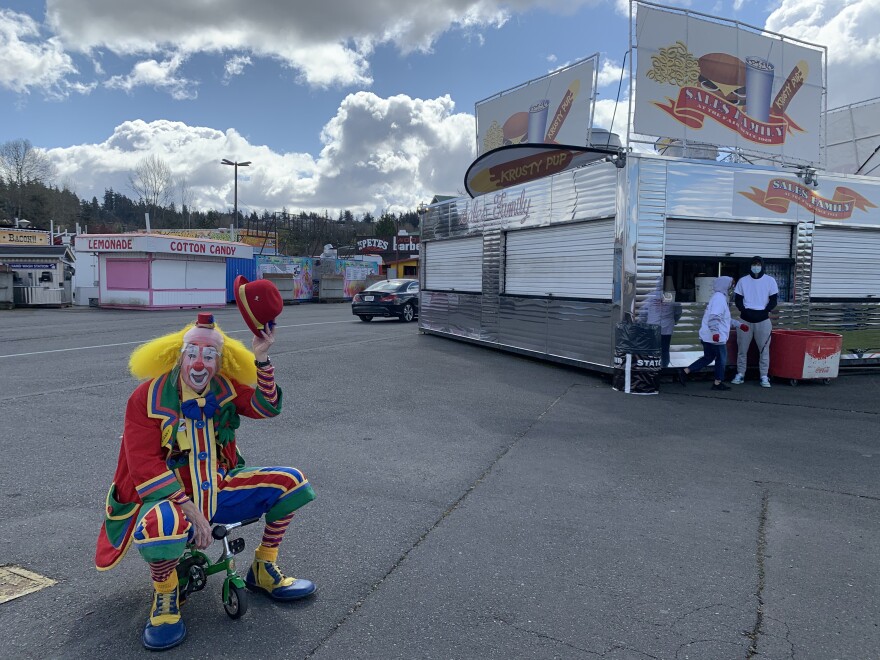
[358, 315, 373, 322]
[400, 303, 415, 323]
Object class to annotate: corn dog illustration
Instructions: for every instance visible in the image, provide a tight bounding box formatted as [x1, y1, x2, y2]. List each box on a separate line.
[772, 60, 809, 116]
[544, 79, 580, 143]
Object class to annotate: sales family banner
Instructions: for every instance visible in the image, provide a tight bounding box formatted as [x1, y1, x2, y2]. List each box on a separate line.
[475, 55, 598, 156]
[634, 3, 824, 163]
[734, 172, 880, 225]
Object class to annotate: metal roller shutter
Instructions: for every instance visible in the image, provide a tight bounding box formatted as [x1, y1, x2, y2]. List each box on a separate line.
[812, 227, 880, 298]
[665, 220, 792, 258]
[505, 220, 614, 299]
[424, 237, 483, 292]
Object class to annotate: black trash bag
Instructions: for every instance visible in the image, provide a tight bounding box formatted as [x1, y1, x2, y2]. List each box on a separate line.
[612, 322, 662, 395]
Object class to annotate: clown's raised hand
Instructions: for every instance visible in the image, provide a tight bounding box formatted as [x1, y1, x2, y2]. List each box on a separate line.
[252, 325, 275, 362]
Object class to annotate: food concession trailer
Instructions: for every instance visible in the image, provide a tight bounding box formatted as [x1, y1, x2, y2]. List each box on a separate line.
[418, 152, 880, 371]
[75, 233, 253, 309]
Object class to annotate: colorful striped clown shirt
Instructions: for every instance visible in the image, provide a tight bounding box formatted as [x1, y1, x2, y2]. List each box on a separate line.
[95, 366, 281, 570]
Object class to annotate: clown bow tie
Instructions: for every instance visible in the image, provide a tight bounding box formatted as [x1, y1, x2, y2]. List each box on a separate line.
[181, 392, 220, 420]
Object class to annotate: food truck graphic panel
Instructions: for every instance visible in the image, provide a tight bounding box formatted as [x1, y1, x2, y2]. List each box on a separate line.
[634, 3, 825, 164]
[475, 55, 598, 156]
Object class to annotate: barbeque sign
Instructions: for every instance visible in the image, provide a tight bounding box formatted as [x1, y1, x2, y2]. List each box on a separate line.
[634, 4, 824, 163]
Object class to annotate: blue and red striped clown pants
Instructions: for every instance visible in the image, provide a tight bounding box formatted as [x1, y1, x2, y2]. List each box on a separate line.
[133, 466, 315, 563]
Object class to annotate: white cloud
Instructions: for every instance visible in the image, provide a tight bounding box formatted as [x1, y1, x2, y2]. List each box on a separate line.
[597, 58, 627, 88]
[766, 0, 880, 108]
[44, 93, 475, 216]
[613, 0, 692, 16]
[223, 55, 252, 83]
[312, 92, 475, 211]
[0, 9, 79, 95]
[45, 0, 603, 88]
[105, 54, 197, 100]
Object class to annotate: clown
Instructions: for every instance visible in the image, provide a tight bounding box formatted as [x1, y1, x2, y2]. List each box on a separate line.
[96, 310, 315, 651]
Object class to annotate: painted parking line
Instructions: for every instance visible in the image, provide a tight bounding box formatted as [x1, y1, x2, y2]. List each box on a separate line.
[0, 320, 355, 359]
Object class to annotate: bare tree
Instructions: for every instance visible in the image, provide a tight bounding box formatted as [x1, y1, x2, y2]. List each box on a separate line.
[0, 138, 57, 221]
[174, 174, 194, 228]
[128, 154, 173, 221]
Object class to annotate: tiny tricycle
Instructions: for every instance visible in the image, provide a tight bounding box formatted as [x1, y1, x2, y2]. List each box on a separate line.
[176, 516, 261, 619]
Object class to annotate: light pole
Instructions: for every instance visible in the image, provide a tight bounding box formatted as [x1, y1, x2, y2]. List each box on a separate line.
[221, 158, 251, 236]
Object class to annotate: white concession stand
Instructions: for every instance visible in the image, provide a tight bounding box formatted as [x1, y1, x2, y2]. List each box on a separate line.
[75, 233, 253, 309]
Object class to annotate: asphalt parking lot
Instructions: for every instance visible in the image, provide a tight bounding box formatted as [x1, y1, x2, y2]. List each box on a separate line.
[0, 302, 878, 659]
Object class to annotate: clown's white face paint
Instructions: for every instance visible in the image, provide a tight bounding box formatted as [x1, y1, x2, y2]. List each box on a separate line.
[180, 343, 220, 392]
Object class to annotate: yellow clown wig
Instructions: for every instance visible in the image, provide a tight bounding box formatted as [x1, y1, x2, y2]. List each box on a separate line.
[128, 321, 257, 385]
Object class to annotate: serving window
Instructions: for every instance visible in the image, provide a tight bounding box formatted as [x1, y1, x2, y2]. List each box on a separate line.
[424, 237, 483, 292]
[811, 226, 880, 299]
[663, 219, 794, 302]
[663, 257, 793, 302]
[504, 220, 614, 300]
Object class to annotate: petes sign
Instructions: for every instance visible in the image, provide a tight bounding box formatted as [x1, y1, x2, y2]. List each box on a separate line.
[356, 236, 420, 257]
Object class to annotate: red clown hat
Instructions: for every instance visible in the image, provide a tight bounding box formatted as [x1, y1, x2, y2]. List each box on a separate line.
[233, 275, 283, 336]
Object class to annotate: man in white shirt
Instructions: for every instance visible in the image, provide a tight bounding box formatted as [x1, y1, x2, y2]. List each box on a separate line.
[731, 256, 779, 387]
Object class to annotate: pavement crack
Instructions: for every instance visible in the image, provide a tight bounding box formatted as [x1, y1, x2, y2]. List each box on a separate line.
[755, 480, 880, 502]
[491, 614, 604, 656]
[765, 614, 797, 659]
[302, 383, 576, 658]
[746, 488, 770, 659]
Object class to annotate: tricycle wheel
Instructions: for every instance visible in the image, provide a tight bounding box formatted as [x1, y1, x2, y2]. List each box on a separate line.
[821, 378, 832, 385]
[224, 583, 248, 619]
[789, 379, 799, 387]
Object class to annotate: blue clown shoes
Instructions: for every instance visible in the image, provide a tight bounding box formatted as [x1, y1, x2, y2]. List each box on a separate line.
[245, 545, 316, 601]
[142, 578, 187, 651]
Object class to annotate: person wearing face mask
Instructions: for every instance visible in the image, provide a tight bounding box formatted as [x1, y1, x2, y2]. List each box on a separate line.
[95, 306, 316, 651]
[677, 276, 734, 391]
[731, 256, 779, 387]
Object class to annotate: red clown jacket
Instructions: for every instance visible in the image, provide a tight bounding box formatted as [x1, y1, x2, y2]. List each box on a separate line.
[95, 369, 282, 570]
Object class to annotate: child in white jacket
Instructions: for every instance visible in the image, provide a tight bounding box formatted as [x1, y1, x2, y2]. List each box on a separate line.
[678, 276, 734, 391]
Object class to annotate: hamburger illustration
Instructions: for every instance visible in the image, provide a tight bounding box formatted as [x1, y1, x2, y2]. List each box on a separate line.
[502, 112, 529, 145]
[697, 52, 746, 107]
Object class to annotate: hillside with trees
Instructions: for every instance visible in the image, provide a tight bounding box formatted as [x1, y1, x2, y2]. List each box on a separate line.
[0, 139, 424, 256]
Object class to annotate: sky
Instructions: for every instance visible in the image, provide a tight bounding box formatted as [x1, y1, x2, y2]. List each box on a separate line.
[2, 0, 880, 219]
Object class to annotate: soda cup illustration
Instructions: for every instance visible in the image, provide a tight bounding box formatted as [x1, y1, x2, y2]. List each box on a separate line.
[527, 99, 550, 143]
[745, 57, 774, 122]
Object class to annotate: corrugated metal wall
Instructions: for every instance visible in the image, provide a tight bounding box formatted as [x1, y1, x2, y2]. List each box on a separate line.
[226, 257, 257, 302]
[421, 160, 618, 369]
